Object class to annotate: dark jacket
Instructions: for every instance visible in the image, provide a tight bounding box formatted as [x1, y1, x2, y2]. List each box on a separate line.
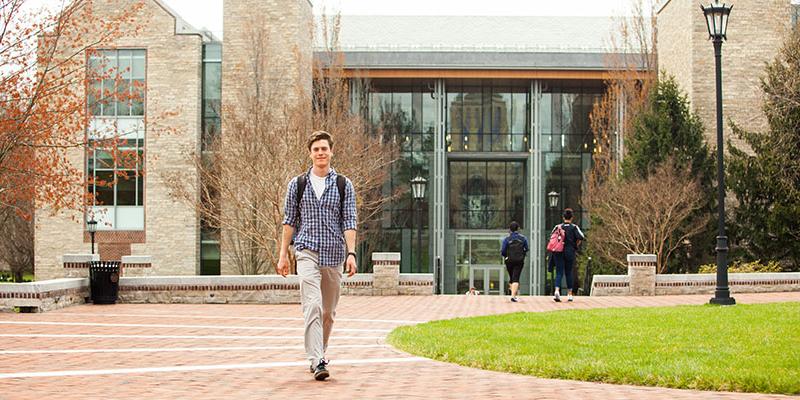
[501, 232, 529, 260]
[558, 223, 585, 256]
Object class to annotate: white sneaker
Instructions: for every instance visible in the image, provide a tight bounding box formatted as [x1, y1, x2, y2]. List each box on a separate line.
[553, 291, 561, 302]
[568, 294, 574, 302]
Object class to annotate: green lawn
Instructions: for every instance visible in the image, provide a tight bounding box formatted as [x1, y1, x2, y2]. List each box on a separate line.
[387, 302, 800, 394]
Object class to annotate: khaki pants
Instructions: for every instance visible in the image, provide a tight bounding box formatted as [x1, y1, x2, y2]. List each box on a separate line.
[296, 249, 342, 364]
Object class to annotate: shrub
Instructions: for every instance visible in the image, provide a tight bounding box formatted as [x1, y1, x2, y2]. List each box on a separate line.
[698, 260, 783, 273]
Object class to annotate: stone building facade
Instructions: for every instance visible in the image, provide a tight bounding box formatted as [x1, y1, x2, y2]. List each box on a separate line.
[657, 0, 794, 150]
[35, 0, 206, 279]
[33, 0, 314, 280]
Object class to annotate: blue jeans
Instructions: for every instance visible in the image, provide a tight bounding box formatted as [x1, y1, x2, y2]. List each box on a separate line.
[553, 252, 576, 292]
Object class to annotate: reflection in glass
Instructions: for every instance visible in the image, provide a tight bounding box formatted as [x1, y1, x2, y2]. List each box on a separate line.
[116, 172, 136, 206]
[473, 268, 485, 291]
[447, 80, 529, 152]
[541, 84, 603, 231]
[361, 79, 434, 273]
[449, 160, 525, 229]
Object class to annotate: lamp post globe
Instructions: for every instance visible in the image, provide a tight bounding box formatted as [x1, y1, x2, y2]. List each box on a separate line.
[701, 1, 735, 305]
[411, 176, 427, 200]
[87, 218, 98, 255]
[547, 191, 559, 209]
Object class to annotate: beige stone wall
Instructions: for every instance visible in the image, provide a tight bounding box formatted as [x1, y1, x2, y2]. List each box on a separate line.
[35, 0, 202, 279]
[220, 0, 313, 274]
[222, 0, 312, 108]
[658, 0, 791, 152]
[592, 272, 800, 296]
[656, 0, 694, 103]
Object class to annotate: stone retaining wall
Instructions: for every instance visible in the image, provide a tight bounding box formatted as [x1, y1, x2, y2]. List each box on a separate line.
[654, 273, 800, 296]
[2, 252, 432, 312]
[591, 254, 800, 296]
[118, 276, 301, 304]
[0, 279, 89, 313]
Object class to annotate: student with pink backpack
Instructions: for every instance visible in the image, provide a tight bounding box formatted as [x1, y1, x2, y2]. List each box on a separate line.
[547, 208, 584, 302]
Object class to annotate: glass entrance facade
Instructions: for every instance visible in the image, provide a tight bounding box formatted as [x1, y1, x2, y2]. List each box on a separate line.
[359, 78, 602, 294]
[455, 232, 507, 295]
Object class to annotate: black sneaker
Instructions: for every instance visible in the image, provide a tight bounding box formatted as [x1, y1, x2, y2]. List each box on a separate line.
[313, 359, 330, 381]
[310, 358, 328, 373]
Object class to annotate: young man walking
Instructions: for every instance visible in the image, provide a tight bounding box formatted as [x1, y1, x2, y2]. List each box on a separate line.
[277, 131, 357, 381]
[500, 221, 528, 302]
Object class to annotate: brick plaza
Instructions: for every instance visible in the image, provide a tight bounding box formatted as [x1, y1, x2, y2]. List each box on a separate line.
[1, 293, 798, 399]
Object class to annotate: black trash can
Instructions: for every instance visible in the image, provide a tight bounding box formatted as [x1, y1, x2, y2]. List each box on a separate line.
[89, 260, 121, 304]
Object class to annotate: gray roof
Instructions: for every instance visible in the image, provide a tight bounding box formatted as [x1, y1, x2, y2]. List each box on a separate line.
[327, 51, 644, 71]
[314, 15, 644, 70]
[317, 15, 630, 53]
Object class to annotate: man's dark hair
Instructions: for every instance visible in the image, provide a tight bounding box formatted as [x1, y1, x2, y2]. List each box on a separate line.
[307, 130, 333, 151]
[509, 221, 520, 232]
[563, 208, 574, 220]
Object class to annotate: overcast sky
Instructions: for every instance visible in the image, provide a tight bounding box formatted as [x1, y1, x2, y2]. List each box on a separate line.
[27, 0, 649, 39]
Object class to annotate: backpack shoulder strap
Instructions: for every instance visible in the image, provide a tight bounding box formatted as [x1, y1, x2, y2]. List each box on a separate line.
[336, 174, 346, 222]
[295, 174, 307, 217]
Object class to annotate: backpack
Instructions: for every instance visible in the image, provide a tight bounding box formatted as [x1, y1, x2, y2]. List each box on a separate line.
[506, 238, 526, 263]
[296, 173, 347, 222]
[546, 224, 565, 253]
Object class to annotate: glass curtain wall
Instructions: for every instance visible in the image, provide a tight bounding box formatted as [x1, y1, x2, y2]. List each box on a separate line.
[444, 79, 530, 295]
[358, 78, 603, 293]
[362, 79, 435, 273]
[539, 81, 602, 293]
[446, 80, 529, 153]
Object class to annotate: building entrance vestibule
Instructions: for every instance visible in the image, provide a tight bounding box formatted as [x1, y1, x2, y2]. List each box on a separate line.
[455, 232, 508, 295]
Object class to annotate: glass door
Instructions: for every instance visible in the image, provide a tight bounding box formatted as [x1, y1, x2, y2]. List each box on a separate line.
[469, 265, 504, 295]
[456, 232, 507, 295]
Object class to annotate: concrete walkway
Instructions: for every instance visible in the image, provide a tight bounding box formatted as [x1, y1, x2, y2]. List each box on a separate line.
[0, 292, 798, 399]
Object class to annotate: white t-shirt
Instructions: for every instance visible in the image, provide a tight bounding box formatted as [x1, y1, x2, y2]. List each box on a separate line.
[309, 172, 326, 200]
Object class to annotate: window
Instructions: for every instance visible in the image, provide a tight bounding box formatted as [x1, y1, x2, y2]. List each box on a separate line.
[86, 49, 146, 230]
[446, 80, 529, 153]
[86, 135, 144, 230]
[540, 82, 604, 233]
[202, 43, 222, 150]
[449, 160, 525, 229]
[200, 43, 222, 273]
[360, 79, 435, 272]
[793, 1, 800, 28]
[87, 49, 145, 117]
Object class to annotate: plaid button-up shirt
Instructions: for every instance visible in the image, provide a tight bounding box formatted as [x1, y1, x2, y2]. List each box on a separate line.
[282, 168, 357, 267]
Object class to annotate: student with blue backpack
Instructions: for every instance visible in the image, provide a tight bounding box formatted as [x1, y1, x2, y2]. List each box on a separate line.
[501, 221, 529, 302]
[547, 208, 584, 302]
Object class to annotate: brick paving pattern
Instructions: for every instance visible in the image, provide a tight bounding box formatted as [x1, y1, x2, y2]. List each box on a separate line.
[0, 292, 798, 399]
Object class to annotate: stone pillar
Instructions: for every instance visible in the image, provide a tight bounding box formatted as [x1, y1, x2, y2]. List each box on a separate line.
[372, 252, 400, 296]
[628, 254, 656, 296]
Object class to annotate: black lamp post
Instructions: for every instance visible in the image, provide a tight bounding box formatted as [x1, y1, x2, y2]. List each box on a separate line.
[546, 191, 559, 294]
[87, 218, 98, 255]
[702, 1, 735, 305]
[411, 176, 427, 273]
